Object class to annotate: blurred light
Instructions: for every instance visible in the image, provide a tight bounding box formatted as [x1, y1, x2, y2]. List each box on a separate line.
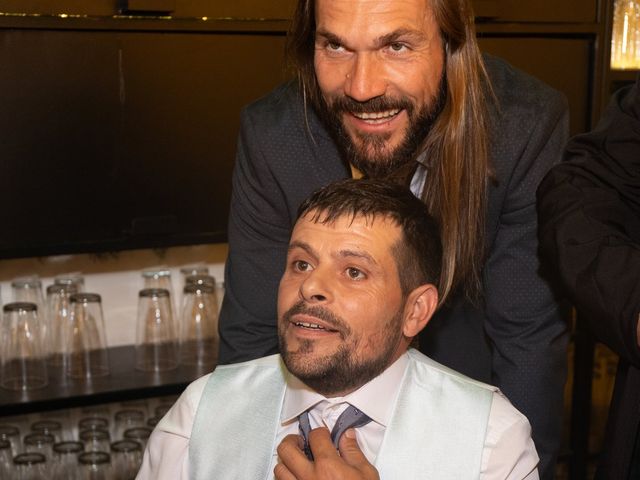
[611, 0, 640, 70]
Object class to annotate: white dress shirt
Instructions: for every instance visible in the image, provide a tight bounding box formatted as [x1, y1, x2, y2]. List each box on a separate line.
[137, 353, 539, 479]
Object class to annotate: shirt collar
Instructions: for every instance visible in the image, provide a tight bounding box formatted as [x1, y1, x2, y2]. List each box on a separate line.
[281, 352, 409, 427]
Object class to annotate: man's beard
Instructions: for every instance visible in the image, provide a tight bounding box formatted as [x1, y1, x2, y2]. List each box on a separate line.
[278, 301, 403, 396]
[316, 79, 446, 179]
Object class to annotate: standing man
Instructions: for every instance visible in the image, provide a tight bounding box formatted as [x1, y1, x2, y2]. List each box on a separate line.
[538, 78, 640, 479]
[219, 0, 569, 477]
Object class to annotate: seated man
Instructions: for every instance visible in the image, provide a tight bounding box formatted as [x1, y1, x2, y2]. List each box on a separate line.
[137, 179, 538, 480]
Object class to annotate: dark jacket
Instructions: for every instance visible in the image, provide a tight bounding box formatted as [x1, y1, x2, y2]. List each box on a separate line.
[538, 77, 640, 479]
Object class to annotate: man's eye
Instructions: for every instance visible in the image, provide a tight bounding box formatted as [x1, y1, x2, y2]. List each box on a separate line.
[294, 260, 311, 272]
[346, 267, 365, 280]
[389, 42, 407, 52]
[327, 41, 344, 52]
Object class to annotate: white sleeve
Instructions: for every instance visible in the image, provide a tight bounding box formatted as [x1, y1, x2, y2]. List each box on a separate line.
[480, 390, 540, 480]
[136, 374, 211, 480]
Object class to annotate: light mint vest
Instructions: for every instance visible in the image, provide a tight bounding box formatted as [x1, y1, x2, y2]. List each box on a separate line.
[190, 349, 495, 479]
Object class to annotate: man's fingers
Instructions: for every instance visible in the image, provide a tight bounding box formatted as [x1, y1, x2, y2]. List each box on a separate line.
[338, 429, 375, 471]
[274, 462, 298, 480]
[308, 427, 339, 460]
[277, 434, 312, 479]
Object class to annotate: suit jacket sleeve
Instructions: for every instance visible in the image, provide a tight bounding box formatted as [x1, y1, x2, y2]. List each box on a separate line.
[217, 102, 292, 364]
[537, 77, 640, 368]
[481, 74, 570, 478]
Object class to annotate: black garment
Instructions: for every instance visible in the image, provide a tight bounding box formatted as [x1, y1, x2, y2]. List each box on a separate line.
[221, 54, 570, 479]
[538, 77, 640, 479]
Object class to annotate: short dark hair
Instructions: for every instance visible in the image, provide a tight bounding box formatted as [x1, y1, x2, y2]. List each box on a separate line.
[296, 179, 442, 297]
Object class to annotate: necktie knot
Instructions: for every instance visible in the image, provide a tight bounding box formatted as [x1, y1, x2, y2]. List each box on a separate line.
[298, 404, 372, 461]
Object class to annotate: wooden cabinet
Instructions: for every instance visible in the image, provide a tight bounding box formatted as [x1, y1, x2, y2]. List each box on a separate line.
[472, 0, 598, 23]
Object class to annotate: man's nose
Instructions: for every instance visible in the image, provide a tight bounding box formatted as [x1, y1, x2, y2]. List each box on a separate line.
[343, 52, 387, 102]
[299, 269, 332, 303]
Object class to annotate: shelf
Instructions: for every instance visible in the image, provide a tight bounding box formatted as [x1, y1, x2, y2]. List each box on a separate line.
[0, 345, 210, 416]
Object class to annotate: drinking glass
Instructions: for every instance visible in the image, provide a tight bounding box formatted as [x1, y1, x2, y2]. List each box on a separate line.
[13, 452, 46, 480]
[23, 433, 55, 460]
[79, 430, 110, 453]
[0, 439, 11, 479]
[111, 440, 142, 480]
[123, 427, 151, 451]
[78, 451, 113, 480]
[54, 273, 85, 292]
[179, 284, 218, 368]
[31, 420, 63, 443]
[135, 289, 178, 372]
[113, 410, 144, 441]
[141, 267, 176, 321]
[52, 441, 84, 480]
[0, 303, 48, 391]
[65, 293, 109, 379]
[46, 284, 77, 366]
[11, 277, 44, 313]
[0, 424, 21, 457]
[78, 418, 109, 433]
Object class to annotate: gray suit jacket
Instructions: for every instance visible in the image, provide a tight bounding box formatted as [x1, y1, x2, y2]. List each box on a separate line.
[219, 54, 568, 480]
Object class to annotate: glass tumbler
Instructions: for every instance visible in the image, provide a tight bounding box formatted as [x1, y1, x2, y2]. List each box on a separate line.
[46, 284, 77, 366]
[123, 427, 151, 451]
[135, 289, 178, 372]
[23, 433, 55, 460]
[113, 410, 144, 441]
[0, 303, 48, 391]
[79, 430, 110, 453]
[179, 284, 218, 368]
[13, 452, 46, 480]
[78, 451, 113, 480]
[111, 440, 142, 480]
[0, 439, 11, 479]
[54, 273, 85, 292]
[142, 267, 176, 321]
[52, 441, 84, 480]
[31, 420, 63, 443]
[65, 293, 109, 379]
[0, 424, 21, 457]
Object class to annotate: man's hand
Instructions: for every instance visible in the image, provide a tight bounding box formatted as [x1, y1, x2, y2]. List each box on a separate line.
[274, 427, 380, 480]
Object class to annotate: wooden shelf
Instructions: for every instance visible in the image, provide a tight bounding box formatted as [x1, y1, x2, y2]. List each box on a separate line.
[0, 345, 210, 416]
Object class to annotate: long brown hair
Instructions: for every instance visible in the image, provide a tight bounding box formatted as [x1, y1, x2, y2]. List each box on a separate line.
[286, 0, 494, 306]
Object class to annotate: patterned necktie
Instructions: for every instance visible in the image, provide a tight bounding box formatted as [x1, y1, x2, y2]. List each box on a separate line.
[298, 404, 372, 461]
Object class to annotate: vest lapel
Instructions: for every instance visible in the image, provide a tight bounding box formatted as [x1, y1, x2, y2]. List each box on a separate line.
[375, 350, 493, 479]
[190, 356, 287, 480]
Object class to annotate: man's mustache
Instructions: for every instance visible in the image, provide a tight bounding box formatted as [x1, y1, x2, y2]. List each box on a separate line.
[282, 301, 351, 338]
[330, 95, 413, 116]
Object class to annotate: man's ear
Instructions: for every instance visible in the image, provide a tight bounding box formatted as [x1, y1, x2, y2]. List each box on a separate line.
[402, 284, 438, 338]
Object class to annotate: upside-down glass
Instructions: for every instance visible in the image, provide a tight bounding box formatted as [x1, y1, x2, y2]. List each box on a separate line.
[23, 433, 55, 460]
[142, 267, 176, 323]
[78, 451, 113, 480]
[113, 410, 144, 441]
[65, 293, 109, 379]
[46, 284, 78, 366]
[135, 289, 178, 372]
[0, 424, 21, 457]
[0, 303, 48, 391]
[123, 427, 151, 451]
[179, 284, 218, 368]
[52, 441, 84, 480]
[111, 440, 142, 480]
[13, 452, 46, 480]
[79, 430, 110, 453]
[54, 273, 85, 292]
[0, 439, 11, 479]
[31, 420, 63, 443]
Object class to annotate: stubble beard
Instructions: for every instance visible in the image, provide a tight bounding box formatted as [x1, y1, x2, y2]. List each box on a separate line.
[278, 301, 404, 396]
[315, 79, 446, 179]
